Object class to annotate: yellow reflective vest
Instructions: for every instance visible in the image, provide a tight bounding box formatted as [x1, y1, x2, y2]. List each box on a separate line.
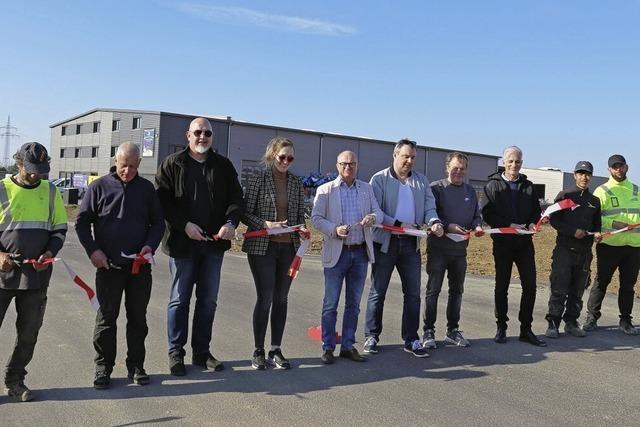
[594, 177, 640, 247]
[0, 176, 68, 290]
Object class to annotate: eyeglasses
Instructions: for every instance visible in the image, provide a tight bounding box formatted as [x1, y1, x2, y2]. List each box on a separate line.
[192, 130, 212, 137]
[338, 162, 357, 168]
[277, 155, 295, 163]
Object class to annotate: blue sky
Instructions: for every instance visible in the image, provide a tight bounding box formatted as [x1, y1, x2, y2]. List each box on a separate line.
[1, 1, 638, 179]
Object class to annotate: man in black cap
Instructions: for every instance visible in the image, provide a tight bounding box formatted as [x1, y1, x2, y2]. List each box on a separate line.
[584, 154, 640, 334]
[545, 161, 602, 338]
[0, 143, 67, 401]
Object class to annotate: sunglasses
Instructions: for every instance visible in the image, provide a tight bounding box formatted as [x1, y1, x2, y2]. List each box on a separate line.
[277, 154, 295, 163]
[192, 130, 212, 137]
[338, 162, 357, 168]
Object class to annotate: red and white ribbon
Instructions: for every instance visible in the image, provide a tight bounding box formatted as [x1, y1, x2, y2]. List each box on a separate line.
[121, 252, 155, 274]
[21, 257, 98, 311]
[288, 238, 311, 279]
[535, 199, 580, 229]
[595, 223, 640, 238]
[373, 224, 429, 238]
[243, 224, 305, 239]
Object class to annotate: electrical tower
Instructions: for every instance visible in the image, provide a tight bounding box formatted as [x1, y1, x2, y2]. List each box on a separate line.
[0, 115, 19, 168]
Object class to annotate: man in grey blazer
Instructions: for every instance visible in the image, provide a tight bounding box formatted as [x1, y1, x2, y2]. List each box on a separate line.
[312, 151, 384, 364]
[363, 139, 444, 358]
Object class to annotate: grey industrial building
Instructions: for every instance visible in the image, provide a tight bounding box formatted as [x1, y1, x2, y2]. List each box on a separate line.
[49, 108, 500, 194]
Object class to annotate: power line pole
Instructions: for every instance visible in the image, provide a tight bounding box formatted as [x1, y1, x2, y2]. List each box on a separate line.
[0, 115, 19, 167]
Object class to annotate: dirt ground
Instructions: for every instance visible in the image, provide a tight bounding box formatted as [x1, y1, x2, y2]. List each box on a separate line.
[65, 206, 628, 295]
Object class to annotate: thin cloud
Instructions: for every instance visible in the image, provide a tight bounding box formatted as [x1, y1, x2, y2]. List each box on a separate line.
[176, 4, 356, 36]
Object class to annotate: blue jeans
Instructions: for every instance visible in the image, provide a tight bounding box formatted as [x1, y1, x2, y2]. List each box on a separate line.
[321, 247, 368, 351]
[167, 251, 224, 355]
[365, 237, 422, 345]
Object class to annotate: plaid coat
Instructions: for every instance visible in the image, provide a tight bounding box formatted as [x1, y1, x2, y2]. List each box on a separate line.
[241, 169, 306, 255]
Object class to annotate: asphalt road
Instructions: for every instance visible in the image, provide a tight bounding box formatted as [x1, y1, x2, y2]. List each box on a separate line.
[1, 230, 639, 426]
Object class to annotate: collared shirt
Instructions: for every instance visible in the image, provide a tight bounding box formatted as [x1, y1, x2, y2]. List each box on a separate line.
[339, 179, 364, 245]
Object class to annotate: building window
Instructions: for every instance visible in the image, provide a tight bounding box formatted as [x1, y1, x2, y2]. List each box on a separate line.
[61, 126, 67, 136]
[74, 148, 80, 158]
[92, 147, 99, 157]
[132, 117, 141, 129]
[76, 124, 81, 134]
[112, 120, 120, 131]
[60, 148, 65, 158]
[93, 122, 100, 133]
[111, 146, 117, 157]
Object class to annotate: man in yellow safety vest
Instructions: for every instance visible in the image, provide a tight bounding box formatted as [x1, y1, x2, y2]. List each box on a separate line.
[0, 142, 67, 402]
[584, 154, 640, 334]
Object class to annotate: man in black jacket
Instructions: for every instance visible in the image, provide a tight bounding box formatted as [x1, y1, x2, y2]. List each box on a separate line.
[482, 146, 545, 346]
[156, 117, 243, 376]
[544, 161, 602, 339]
[76, 142, 165, 389]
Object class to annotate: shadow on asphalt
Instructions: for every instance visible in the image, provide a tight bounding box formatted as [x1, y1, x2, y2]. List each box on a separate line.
[25, 325, 639, 402]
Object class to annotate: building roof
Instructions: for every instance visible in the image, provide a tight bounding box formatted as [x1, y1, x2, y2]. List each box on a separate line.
[50, 108, 500, 160]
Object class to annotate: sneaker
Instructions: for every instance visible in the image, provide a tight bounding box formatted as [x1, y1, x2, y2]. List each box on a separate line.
[564, 321, 586, 337]
[93, 371, 111, 389]
[320, 350, 335, 365]
[169, 350, 186, 376]
[5, 382, 34, 402]
[545, 320, 559, 338]
[363, 336, 379, 354]
[619, 319, 639, 335]
[445, 329, 470, 347]
[403, 340, 430, 358]
[268, 348, 291, 369]
[127, 367, 150, 385]
[252, 349, 266, 370]
[422, 329, 437, 349]
[192, 352, 224, 371]
[583, 317, 597, 332]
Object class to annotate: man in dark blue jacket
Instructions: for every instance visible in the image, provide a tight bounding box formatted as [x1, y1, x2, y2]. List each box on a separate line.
[76, 142, 164, 389]
[545, 161, 602, 338]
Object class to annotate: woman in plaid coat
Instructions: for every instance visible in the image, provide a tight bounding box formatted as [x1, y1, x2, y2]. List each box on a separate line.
[241, 137, 309, 370]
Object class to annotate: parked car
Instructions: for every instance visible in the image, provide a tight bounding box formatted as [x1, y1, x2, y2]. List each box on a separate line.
[51, 177, 86, 199]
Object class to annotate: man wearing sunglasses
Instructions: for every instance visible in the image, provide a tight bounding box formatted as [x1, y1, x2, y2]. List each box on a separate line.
[156, 117, 244, 376]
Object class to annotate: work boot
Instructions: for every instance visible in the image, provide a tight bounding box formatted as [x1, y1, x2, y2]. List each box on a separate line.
[583, 316, 597, 332]
[564, 321, 586, 337]
[5, 382, 34, 402]
[545, 318, 559, 338]
[619, 319, 639, 335]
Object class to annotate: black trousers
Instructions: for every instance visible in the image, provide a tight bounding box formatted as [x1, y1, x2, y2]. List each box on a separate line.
[492, 237, 537, 329]
[423, 252, 467, 332]
[546, 245, 592, 324]
[93, 264, 152, 372]
[586, 244, 640, 321]
[0, 287, 47, 386]
[247, 242, 295, 349]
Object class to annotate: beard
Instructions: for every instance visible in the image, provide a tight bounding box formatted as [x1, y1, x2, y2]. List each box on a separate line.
[194, 143, 211, 154]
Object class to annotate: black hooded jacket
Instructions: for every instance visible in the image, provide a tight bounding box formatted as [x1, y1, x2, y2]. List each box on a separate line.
[549, 186, 601, 252]
[482, 172, 541, 240]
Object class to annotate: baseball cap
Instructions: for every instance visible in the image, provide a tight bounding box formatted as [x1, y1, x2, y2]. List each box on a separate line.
[573, 161, 593, 174]
[608, 154, 626, 168]
[18, 142, 50, 174]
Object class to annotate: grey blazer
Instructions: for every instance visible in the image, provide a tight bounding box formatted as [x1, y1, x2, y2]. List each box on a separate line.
[311, 177, 383, 268]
